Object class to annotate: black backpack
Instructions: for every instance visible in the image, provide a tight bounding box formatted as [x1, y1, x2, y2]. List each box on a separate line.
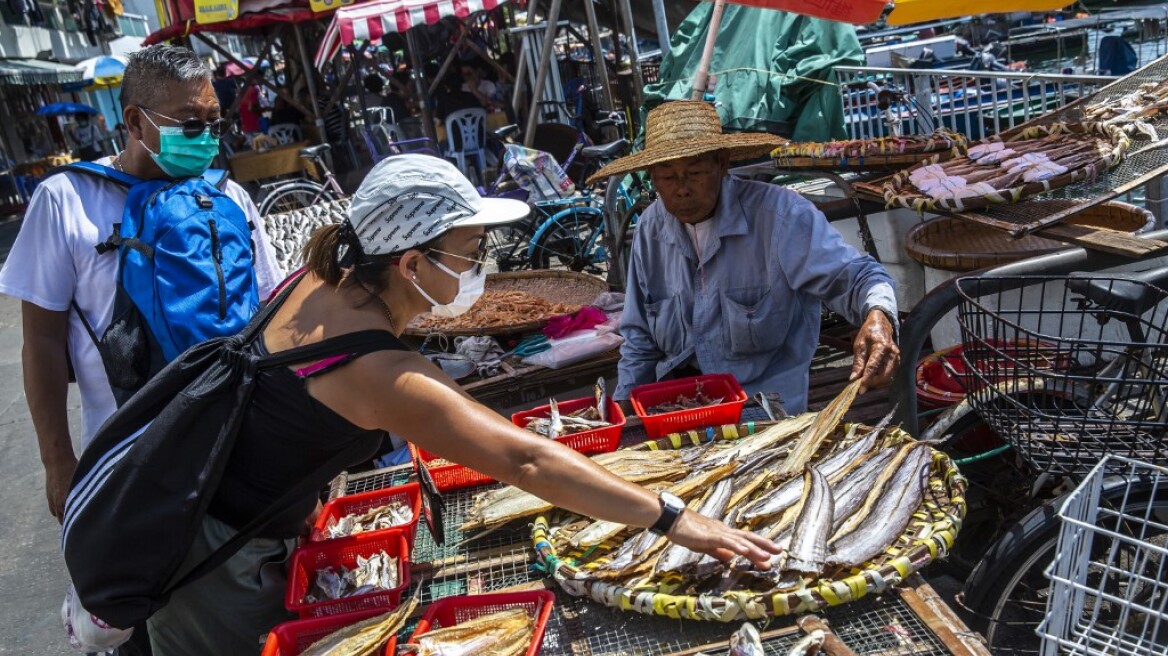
[60, 276, 405, 630]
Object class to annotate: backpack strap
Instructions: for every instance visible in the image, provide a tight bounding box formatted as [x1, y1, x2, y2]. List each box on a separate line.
[201, 168, 230, 190]
[63, 161, 139, 187]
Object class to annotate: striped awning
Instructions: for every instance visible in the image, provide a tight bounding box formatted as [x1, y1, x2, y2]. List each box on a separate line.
[0, 58, 85, 86]
[315, 0, 508, 68]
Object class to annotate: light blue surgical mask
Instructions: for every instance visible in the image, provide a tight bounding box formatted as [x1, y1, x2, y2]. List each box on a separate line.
[140, 110, 220, 178]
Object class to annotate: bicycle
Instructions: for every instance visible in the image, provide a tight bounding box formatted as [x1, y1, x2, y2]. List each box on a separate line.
[891, 243, 1168, 655]
[256, 143, 347, 216]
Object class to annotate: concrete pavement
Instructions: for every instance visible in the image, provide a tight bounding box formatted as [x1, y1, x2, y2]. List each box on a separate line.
[0, 217, 82, 655]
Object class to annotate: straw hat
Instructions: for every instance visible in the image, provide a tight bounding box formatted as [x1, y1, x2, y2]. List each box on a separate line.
[586, 101, 787, 184]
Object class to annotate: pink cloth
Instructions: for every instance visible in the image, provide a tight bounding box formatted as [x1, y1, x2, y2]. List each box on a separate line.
[542, 306, 607, 339]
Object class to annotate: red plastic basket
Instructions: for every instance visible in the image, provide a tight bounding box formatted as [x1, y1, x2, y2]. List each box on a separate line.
[404, 591, 555, 656]
[409, 443, 495, 492]
[411, 397, 626, 492]
[310, 483, 422, 547]
[511, 396, 625, 454]
[630, 374, 748, 439]
[286, 531, 410, 619]
[261, 609, 397, 656]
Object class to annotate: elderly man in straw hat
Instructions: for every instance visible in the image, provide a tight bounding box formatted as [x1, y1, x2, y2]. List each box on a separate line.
[590, 101, 899, 414]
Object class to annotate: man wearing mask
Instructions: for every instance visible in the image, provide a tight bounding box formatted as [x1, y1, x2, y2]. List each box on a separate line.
[0, 44, 282, 654]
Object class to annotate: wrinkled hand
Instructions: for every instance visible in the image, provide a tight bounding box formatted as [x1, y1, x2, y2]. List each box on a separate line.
[850, 310, 900, 393]
[45, 455, 78, 524]
[668, 510, 782, 569]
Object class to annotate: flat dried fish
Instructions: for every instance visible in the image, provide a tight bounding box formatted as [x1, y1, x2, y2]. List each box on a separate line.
[327, 502, 414, 539]
[653, 477, 734, 576]
[300, 595, 417, 656]
[783, 467, 834, 575]
[776, 380, 861, 479]
[645, 379, 724, 415]
[403, 608, 534, 656]
[728, 622, 764, 656]
[306, 551, 399, 603]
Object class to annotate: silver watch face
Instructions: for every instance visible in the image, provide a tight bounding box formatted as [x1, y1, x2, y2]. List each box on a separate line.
[660, 492, 684, 512]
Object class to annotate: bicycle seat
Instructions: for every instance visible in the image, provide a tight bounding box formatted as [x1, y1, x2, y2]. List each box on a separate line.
[299, 143, 331, 159]
[580, 139, 629, 161]
[1066, 266, 1168, 316]
[492, 124, 520, 141]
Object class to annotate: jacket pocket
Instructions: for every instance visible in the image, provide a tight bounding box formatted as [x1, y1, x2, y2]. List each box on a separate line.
[645, 296, 686, 357]
[721, 286, 788, 355]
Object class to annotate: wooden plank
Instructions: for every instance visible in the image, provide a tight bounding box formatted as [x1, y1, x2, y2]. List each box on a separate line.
[897, 574, 993, 656]
[1034, 223, 1168, 257]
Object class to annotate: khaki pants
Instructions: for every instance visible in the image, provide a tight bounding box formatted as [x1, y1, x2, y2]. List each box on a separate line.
[147, 515, 297, 655]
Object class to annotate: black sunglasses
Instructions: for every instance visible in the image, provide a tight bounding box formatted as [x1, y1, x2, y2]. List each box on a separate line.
[140, 107, 228, 139]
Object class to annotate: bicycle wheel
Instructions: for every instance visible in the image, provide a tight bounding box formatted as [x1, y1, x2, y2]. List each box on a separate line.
[528, 206, 606, 273]
[961, 482, 1168, 655]
[259, 182, 336, 216]
[485, 221, 533, 272]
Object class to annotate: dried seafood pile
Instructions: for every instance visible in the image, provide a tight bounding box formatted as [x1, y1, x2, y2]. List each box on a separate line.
[261, 200, 349, 274]
[326, 502, 414, 539]
[524, 383, 613, 438]
[1082, 79, 1168, 140]
[299, 596, 417, 656]
[413, 290, 579, 333]
[400, 609, 535, 656]
[645, 379, 725, 415]
[306, 551, 400, 603]
[772, 130, 966, 160]
[461, 383, 964, 621]
[882, 122, 1128, 212]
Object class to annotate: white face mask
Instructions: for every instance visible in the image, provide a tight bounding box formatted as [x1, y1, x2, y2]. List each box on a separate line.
[412, 257, 486, 318]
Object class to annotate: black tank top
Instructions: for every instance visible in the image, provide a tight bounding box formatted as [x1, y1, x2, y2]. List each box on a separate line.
[208, 319, 406, 539]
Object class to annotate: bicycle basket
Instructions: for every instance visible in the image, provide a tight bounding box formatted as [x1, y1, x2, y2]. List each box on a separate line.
[1038, 455, 1168, 655]
[956, 275, 1168, 476]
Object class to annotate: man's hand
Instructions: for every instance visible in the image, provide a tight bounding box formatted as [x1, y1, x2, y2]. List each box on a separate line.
[45, 452, 77, 523]
[849, 309, 900, 393]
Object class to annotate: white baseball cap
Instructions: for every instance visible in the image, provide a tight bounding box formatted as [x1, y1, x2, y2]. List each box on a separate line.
[347, 154, 530, 255]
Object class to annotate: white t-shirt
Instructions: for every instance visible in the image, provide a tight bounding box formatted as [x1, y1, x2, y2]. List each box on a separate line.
[0, 158, 285, 446]
[461, 79, 498, 101]
[685, 219, 714, 260]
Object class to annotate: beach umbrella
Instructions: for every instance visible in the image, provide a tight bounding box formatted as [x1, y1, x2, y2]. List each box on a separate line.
[37, 102, 99, 116]
[75, 55, 128, 89]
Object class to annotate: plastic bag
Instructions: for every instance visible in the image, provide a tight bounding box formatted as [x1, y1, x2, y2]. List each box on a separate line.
[62, 582, 133, 652]
[521, 329, 623, 369]
[503, 144, 576, 202]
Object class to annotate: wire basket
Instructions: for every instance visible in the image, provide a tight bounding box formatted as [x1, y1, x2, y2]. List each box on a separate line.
[956, 275, 1168, 475]
[1037, 455, 1168, 655]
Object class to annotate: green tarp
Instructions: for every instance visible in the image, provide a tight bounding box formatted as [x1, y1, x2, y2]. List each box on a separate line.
[644, 4, 863, 142]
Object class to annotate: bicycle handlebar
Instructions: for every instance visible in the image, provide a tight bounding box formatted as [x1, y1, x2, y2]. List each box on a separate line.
[891, 228, 1168, 436]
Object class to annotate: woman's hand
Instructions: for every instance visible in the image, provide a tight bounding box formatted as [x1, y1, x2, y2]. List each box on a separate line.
[668, 510, 782, 569]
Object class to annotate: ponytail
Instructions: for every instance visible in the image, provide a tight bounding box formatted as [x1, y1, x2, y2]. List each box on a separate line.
[303, 223, 346, 285]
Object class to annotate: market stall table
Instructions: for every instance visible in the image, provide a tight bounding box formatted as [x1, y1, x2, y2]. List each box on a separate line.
[227, 141, 315, 183]
[329, 402, 984, 655]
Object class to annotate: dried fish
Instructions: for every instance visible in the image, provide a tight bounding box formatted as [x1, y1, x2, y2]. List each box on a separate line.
[327, 502, 414, 539]
[653, 478, 734, 576]
[786, 629, 825, 656]
[728, 622, 764, 656]
[645, 379, 724, 414]
[828, 444, 932, 567]
[306, 551, 400, 603]
[776, 380, 860, 479]
[300, 594, 417, 656]
[783, 467, 834, 575]
[401, 608, 534, 656]
[523, 396, 613, 438]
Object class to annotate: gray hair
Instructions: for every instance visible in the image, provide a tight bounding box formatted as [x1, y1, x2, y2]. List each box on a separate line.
[120, 45, 212, 110]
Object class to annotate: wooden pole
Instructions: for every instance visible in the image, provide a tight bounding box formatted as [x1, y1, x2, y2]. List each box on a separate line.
[690, 0, 726, 100]
[523, 0, 563, 148]
[406, 28, 438, 144]
[293, 22, 327, 134]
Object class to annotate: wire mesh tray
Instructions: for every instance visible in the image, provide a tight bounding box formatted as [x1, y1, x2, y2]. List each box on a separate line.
[771, 130, 967, 170]
[880, 122, 1129, 214]
[531, 425, 966, 623]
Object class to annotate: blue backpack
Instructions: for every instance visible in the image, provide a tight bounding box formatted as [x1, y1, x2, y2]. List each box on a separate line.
[66, 162, 260, 406]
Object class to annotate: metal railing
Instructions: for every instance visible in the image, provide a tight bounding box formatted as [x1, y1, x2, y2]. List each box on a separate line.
[835, 66, 1117, 141]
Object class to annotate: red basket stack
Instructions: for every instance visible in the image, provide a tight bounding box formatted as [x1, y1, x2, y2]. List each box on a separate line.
[286, 531, 410, 619]
[310, 483, 422, 546]
[261, 609, 397, 656]
[411, 396, 626, 492]
[630, 373, 748, 439]
[511, 396, 625, 453]
[404, 591, 556, 656]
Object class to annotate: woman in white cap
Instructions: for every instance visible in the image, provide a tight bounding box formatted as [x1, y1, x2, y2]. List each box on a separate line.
[146, 154, 781, 654]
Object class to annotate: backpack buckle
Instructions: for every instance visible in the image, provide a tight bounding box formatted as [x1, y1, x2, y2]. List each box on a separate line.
[195, 194, 213, 210]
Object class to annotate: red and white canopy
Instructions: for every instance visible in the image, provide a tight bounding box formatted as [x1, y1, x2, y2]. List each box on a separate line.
[314, 0, 508, 68]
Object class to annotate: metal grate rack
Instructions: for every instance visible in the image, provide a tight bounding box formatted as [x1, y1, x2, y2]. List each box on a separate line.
[332, 406, 973, 655]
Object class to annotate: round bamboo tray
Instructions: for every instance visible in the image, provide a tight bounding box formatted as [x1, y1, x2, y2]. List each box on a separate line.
[404, 270, 609, 337]
[904, 201, 1155, 272]
[882, 122, 1130, 213]
[532, 424, 966, 622]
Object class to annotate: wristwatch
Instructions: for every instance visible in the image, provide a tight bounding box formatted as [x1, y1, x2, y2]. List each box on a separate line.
[650, 491, 685, 535]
